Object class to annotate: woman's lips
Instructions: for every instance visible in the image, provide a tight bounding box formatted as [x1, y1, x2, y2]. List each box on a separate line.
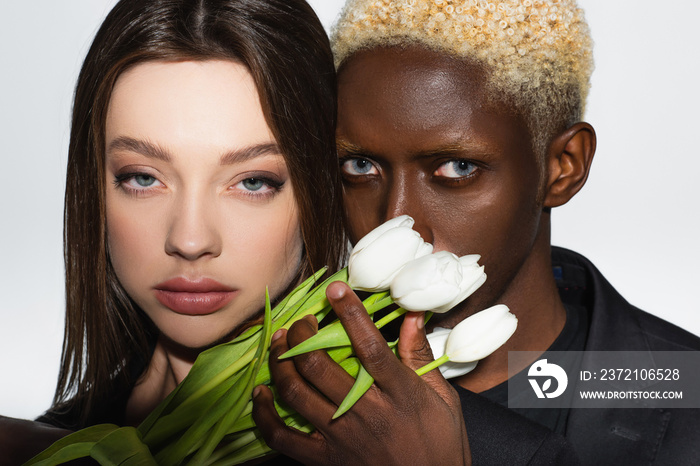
[154, 278, 237, 316]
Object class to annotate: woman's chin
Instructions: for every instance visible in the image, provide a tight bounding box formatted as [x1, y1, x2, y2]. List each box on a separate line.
[157, 326, 237, 360]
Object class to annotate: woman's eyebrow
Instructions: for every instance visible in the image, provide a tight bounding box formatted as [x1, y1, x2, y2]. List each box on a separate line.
[108, 136, 171, 161]
[106, 137, 281, 164]
[220, 142, 281, 165]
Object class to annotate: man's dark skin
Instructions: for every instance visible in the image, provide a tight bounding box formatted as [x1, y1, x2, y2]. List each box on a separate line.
[252, 45, 596, 464]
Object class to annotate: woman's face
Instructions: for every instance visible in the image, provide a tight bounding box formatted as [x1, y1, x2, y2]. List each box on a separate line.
[105, 60, 303, 350]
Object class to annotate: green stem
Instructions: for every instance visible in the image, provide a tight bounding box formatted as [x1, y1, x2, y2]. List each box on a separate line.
[374, 307, 408, 330]
[415, 354, 450, 377]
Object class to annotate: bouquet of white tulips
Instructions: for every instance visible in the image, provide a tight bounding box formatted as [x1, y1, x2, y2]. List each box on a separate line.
[28, 216, 517, 465]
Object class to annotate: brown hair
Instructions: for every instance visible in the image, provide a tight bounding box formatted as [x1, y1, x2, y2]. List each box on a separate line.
[56, 0, 344, 427]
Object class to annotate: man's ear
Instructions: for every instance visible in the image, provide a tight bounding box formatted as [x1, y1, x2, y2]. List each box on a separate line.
[543, 122, 596, 208]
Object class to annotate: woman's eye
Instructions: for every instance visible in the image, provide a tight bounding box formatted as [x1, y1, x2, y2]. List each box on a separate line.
[240, 178, 267, 192]
[132, 174, 157, 187]
[232, 177, 280, 197]
[434, 160, 477, 179]
[341, 158, 378, 176]
[115, 172, 164, 192]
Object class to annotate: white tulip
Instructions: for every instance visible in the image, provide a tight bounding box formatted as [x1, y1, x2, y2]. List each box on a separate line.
[446, 304, 518, 363]
[347, 215, 433, 292]
[426, 327, 478, 379]
[390, 251, 486, 313]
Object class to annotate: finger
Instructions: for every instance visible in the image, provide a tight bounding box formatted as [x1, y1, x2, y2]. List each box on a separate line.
[267, 328, 339, 426]
[326, 281, 410, 394]
[398, 312, 459, 406]
[396, 312, 435, 371]
[251, 385, 325, 465]
[286, 315, 357, 406]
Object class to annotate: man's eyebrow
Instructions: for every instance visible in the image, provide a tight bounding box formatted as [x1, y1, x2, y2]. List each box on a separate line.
[107, 136, 171, 161]
[414, 142, 494, 158]
[336, 140, 374, 156]
[336, 139, 493, 159]
[220, 142, 281, 165]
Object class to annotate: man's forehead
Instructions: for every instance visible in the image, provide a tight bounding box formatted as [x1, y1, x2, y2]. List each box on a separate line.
[336, 45, 531, 157]
[338, 45, 488, 101]
[338, 47, 490, 132]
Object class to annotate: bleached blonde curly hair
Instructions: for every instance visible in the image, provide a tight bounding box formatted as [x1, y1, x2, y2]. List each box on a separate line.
[331, 0, 594, 160]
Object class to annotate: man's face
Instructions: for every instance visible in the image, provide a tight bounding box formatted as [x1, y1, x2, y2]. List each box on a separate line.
[337, 46, 548, 327]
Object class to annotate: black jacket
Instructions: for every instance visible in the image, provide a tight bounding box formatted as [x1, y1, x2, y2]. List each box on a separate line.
[554, 247, 700, 465]
[454, 247, 700, 465]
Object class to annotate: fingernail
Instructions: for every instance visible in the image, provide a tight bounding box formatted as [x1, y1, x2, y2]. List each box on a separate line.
[272, 329, 284, 342]
[253, 386, 262, 398]
[415, 312, 425, 330]
[326, 281, 347, 300]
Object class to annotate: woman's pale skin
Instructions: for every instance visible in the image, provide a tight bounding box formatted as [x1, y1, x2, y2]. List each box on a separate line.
[104, 59, 303, 423]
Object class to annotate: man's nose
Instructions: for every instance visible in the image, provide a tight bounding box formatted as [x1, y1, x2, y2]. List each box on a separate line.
[164, 192, 222, 261]
[384, 175, 434, 245]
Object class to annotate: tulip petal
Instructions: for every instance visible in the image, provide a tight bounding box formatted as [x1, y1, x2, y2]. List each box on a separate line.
[349, 215, 414, 256]
[394, 282, 461, 312]
[432, 267, 486, 313]
[426, 327, 452, 360]
[349, 227, 433, 291]
[439, 360, 478, 379]
[445, 304, 517, 362]
[390, 251, 470, 311]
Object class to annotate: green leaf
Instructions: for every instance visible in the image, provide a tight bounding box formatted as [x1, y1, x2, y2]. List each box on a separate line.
[202, 430, 261, 466]
[25, 424, 119, 465]
[279, 320, 350, 359]
[90, 426, 156, 465]
[279, 292, 396, 360]
[25, 443, 95, 466]
[229, 267, 328, 345]
[187, 288, 274, 465]
[333, 341, 398, 419]
[140, 377, 232, 448]
[272, 267, 328, 320]
[275, 268, 349, 330]
[154, 363, 253, 464]
[333, 362, 374, 419]
[338, 356, 361, 378]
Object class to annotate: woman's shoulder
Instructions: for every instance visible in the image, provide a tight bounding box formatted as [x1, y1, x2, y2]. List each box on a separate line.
[36, 386, 131, 431]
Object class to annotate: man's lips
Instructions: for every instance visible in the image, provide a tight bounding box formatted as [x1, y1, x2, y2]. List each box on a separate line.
[154, 278, 237, 316]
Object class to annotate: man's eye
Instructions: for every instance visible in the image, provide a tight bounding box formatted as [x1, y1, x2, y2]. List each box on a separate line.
[341, 158, 378, 176]
[434, 160, 477, 179]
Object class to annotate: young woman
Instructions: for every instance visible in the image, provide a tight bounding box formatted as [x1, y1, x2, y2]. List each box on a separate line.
[0, 0, 344, 461]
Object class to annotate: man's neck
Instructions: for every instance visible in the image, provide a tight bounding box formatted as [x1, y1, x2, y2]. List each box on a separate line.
[454, 229, 566, 393]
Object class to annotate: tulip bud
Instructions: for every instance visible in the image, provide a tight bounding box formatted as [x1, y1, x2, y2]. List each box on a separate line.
[348, 215, 433, 292]
[390, 251, 486, 313]
[426, 327, 478, 379]
[445, 304, 517, 363]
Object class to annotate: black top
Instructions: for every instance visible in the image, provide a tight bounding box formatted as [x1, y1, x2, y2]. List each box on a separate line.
[452, 246, 700, 465]
[478, 302, 589, 434]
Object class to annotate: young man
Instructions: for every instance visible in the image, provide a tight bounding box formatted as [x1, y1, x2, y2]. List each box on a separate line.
[252, 0, 700, 464]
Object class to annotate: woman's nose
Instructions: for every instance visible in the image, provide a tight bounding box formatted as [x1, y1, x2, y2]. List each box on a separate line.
[164, 193, 222, 261]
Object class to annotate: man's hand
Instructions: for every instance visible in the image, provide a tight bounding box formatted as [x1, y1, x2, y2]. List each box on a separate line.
[252, 281, 471, 465]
